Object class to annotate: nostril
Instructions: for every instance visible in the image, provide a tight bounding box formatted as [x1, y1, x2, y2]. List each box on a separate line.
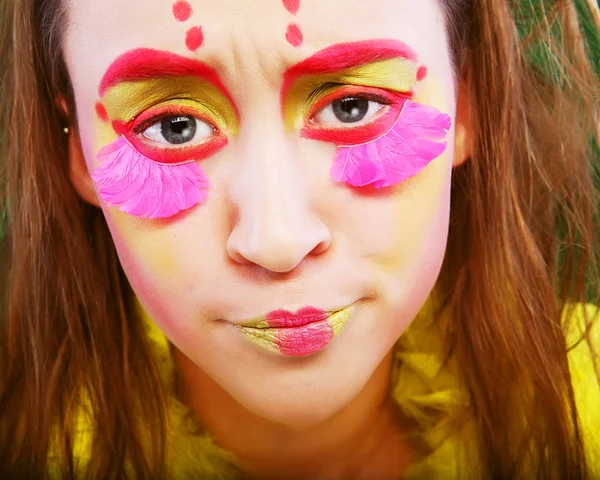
[226, 224, 330, 273]
[226, 245, 252, 265]
[310, 239, 330, 256]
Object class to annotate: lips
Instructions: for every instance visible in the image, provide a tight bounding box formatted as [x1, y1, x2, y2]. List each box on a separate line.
[235, 306, 354, 357]
[266, 306, 330, 328]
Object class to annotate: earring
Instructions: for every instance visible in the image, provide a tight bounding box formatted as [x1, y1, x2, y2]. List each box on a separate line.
[63, 126, 70, 135]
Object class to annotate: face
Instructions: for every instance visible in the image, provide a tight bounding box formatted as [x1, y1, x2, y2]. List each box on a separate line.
[63, 0, 458, 426]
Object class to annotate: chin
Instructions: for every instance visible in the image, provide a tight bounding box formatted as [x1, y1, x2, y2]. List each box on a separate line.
[242, 383, 358, 430]
[224, 347, 383, 431]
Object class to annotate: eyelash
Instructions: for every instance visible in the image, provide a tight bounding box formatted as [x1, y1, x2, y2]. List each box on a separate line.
[308, 83, 394, 111]
[115, 103, 227, 165]
[112, 84, 407, 165]
[302, 85, 409, 146]
[130, 106, 212, 135]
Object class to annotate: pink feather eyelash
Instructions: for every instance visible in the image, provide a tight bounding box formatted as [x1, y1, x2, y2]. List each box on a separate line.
[92, 136, 210, 219]
[331, 100, 452, 188]
[92, 101, 448, 218]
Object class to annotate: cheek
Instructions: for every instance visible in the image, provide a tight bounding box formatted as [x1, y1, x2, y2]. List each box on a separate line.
[103, 212, 183, 331]
[333, 150, 452, 324]
[373, 154, 453, 341]
[104, 213, 178, 281]
[381, 154, 451, 271]
[100, 205, 226, 339]
[339, 151, 451, 265]
[345, 78, 454, 309]
[385, 156, 452, 323]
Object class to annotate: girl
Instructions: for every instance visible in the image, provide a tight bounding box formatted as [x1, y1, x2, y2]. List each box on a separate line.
[0, 0, 599, 478]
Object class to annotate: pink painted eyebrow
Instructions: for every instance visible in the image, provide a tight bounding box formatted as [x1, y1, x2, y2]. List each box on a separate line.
[98, 48, 236, 107]
[281, 39, 418, 97]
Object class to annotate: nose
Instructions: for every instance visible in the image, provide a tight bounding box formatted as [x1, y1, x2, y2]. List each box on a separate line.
[226, 107, 331, 273]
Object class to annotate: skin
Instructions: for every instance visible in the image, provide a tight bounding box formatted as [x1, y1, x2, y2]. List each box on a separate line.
[63, 0, 472, 477]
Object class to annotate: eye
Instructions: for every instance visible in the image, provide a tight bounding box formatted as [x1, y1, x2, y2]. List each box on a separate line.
[142, 115, 215, 146]
[314, 97, 386, 125]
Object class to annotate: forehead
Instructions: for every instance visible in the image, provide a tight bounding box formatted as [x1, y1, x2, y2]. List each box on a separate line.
[64, 0, 449, 86]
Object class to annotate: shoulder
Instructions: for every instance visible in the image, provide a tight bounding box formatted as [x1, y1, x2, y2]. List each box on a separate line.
[564, 303, 600, 472]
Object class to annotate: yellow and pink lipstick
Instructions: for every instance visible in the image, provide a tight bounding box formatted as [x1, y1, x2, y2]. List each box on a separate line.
[234, 305, 354, 357]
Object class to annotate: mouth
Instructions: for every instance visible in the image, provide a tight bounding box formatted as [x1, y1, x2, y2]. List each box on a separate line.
[233, 305, 355, 357]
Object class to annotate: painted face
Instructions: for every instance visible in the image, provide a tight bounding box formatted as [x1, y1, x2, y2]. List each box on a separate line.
[63, 0, 457, 425]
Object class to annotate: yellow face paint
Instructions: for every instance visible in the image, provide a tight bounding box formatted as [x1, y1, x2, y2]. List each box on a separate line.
[101, 76, 239, 134]
[283, 58, 418, 132]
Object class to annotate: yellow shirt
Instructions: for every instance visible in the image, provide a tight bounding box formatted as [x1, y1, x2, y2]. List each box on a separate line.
[59, 302, 600, 478]
[394, 302, 600, 478]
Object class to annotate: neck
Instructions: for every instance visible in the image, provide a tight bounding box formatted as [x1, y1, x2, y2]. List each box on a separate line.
[173, 349, 413, 479]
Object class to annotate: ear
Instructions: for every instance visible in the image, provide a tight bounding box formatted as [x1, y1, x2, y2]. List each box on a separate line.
[67, 130, 101, 207]
[56, 96, 101, 207]
[452, 71, 473, 168]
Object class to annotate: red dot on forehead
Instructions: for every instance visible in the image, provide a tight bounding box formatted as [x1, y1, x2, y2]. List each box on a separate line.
[285, 23, 303, 47]
[283, 0, 300, 14]
[185, 26, 204, 51]
[417, 65, 428, 81]
[173, 0, 193, 21]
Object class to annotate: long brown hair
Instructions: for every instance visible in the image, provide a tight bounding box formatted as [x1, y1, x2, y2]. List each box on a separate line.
[443, 0, 600, 478]
[0, 0, 599, 478]
[0, 0, 167, 477]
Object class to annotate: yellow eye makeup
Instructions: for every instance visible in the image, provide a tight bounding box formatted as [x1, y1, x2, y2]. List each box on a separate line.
[101, 76, 239, 135]
[283, 57, 419, 132]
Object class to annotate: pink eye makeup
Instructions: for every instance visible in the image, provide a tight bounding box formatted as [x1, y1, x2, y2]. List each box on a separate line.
[282, 39, 452, 189]
[301, 86, 450, 188]
[92, 49, 239, 219]
[91, 42, 451, 219]
[92, 101, 224, 219]
[94, 101, 226, 219]
[330, 100, 452, 188]
[92, 136, 210, 219]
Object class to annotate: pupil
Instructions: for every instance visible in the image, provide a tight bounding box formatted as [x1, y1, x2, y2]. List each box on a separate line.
[161, 116, 197, 144]
[332, 98, 369, 123]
